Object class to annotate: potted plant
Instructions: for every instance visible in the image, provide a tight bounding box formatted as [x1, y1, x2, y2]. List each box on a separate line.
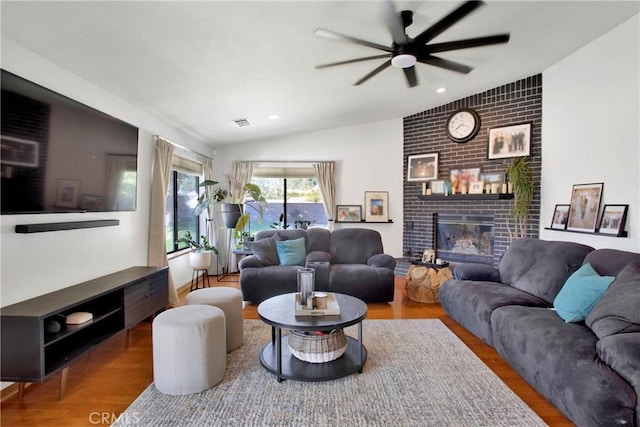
[177, 231, 219, 270]
[195, 175, 268, 232]
[505, 157, 534, 241]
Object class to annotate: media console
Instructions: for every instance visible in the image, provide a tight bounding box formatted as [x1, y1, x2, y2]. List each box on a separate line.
[1, 266, 168, 399]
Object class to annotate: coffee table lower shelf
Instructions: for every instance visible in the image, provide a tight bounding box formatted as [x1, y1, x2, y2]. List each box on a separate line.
[259, 334, 367, 382]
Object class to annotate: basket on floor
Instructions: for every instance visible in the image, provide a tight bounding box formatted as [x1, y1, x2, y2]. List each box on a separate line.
[287, 329, 347, 363]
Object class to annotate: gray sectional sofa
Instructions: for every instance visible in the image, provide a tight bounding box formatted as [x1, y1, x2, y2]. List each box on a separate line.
[440, 238, 640, 427]
[238, 228, 396, 304]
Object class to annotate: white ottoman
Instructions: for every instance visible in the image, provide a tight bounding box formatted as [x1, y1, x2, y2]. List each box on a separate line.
[152, 305, 226, 395]
[185, 287, 244, 352]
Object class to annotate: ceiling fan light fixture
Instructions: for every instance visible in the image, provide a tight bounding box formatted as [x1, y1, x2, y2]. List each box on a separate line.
[391, 54, 416, 69]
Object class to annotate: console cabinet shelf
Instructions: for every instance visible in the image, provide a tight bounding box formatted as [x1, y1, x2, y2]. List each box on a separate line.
[1, 266, 168, 387]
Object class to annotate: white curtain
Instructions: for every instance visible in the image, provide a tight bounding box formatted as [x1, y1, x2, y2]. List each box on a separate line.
[148, 137, 179, 306]
[314, 162, 336, 230]
[230, 161, 254, 202]
[225, 161, 254, 272]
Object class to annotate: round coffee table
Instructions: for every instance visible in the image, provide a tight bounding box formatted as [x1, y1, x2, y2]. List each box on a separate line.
[257, 292, 367, 382]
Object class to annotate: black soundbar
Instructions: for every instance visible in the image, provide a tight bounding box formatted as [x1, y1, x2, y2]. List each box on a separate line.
[15, 220, 120, 234]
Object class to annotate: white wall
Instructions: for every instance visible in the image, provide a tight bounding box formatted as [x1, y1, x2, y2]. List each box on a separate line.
[540, 14, 639, 252]
[213, 119, 405, 257]
[0, 40, 213, 306]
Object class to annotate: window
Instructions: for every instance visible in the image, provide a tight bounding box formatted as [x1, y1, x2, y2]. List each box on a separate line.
[246, 177, 328, 233]
[166, 171, 199, 253]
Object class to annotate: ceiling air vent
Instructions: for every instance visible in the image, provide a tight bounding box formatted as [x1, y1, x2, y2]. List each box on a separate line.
[232, 118, 253, 128]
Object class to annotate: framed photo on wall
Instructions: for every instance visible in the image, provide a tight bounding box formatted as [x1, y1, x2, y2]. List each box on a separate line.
[550, 204, 570, 229]
[1, 135, 39, 167]
[407, 153, 438, 181]
[450, 167, 481, 193]
[488, 122, 532, 159]
[430, 180, 445, 195]
[598, 204, 628, 236]
[336, 205, 362, 223]
[364, 191, 389, 222]
[567, 183, 604, 232]
[56, 179, 81, 209]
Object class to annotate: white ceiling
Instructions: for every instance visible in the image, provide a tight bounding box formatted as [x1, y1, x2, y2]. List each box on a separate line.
[1, 1, 638, 147]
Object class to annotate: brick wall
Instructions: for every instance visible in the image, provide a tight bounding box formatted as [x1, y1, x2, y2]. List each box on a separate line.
[403, 74, 542, 266]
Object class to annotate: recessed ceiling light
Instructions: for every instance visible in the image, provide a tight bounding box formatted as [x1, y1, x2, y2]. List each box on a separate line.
[267, 114, 280, 120]
[436, 87, 446, 93]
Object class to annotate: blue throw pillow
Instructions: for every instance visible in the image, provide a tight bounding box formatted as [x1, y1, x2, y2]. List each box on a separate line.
[276, 237, 306, 266]
[553, 263, 615, 323]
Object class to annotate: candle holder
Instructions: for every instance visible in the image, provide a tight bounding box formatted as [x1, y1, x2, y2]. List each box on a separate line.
[297, 267, 315, 308]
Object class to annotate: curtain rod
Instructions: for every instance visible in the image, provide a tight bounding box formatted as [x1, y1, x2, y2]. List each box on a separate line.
[153, 135, 213, 161]
[237, 160, 335, 164]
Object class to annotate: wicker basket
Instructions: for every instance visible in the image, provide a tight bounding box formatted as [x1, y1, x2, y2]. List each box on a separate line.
[287, 329, 347, 363]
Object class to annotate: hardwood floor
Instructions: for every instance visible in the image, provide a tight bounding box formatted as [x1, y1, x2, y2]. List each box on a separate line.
[1, 276, 572, 426]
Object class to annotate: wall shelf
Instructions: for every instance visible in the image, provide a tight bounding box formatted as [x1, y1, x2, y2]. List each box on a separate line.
[543, 227, 627, 238]
[418, 194, 513, 201]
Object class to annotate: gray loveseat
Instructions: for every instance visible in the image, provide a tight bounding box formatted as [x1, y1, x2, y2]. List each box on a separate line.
[239, 228, 396, 304]
[440, 238, 640, 426]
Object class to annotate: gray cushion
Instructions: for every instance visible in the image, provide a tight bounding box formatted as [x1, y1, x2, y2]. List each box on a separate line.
[585, 262, 640, 339]
[491, 306, 636, 427]
[245, 235, 281, 266]
[498, 239, 594, 304]
[596, 333, 640, 427]
[453, 263, 500, 282]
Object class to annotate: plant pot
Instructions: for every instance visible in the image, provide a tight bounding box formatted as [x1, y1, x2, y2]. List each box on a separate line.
[189, 251, 212, 270]
[220, 203, 242, 229]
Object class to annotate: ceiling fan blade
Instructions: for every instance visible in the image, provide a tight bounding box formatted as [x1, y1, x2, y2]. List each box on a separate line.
[418, 55, 473, 74]
[413, 1, 484, 46]
[316, 55, 391, 69]
[382, 0, 408, 45]
[403, 66, 418, 87]
[314, 28, 392, 53]
[354, 60, 392, 85]
[425, 34, 510, 54]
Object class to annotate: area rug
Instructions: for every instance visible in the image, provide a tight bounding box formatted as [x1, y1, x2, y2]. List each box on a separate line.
[114, 319, 546, 426]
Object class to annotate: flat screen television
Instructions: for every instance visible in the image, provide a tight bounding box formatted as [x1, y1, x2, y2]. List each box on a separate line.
[1, 69, 139, 214]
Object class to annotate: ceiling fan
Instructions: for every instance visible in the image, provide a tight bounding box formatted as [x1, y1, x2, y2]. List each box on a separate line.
[314, 0, 510, 87]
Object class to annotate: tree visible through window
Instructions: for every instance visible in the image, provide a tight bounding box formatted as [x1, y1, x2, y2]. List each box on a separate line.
[166, 171, 199, 253]
[246, 177, 328, 234]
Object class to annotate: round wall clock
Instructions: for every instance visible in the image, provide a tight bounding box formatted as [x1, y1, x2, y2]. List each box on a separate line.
[445, 108, 481, 143]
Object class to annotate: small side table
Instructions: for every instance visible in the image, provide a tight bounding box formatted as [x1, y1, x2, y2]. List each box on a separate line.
[405, 264, 452, 303]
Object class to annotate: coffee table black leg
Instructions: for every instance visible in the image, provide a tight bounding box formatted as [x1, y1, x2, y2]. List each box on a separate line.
[275, 327, 283, 382]
[358, 321, 364, 373]
[271, 326, 275, 345]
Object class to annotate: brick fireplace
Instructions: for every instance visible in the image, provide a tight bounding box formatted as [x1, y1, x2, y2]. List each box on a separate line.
[403, 75, 542, 266]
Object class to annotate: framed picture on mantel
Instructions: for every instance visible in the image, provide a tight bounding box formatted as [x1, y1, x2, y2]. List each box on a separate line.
[364, 191, 389, 222]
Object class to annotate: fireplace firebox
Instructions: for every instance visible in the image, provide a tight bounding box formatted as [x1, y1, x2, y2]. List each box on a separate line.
[434, 214, 494, 265]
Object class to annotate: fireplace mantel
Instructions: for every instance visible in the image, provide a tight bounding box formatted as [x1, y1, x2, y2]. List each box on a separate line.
[418, 194, 513, 201]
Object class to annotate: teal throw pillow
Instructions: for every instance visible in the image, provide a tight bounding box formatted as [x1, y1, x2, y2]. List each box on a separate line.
[553, 263, 615, 323]
[276, 237, 306, 266]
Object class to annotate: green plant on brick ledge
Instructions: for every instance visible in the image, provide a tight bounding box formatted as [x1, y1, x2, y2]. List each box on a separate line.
[505, 157, 534, 241]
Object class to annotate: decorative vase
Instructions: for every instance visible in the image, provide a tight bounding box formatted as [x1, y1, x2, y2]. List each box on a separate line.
[220, 203, 242, 229]
[297, 267, 315, 307]
[189, 251, 212, 270]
